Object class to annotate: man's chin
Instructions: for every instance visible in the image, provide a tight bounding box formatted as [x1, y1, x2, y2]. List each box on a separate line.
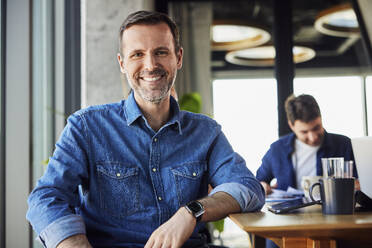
[308, 141, 321, 146]
[141, 93, 167, 104]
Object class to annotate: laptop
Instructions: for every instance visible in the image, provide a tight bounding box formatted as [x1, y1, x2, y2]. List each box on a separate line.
[351, 137, 372, 198]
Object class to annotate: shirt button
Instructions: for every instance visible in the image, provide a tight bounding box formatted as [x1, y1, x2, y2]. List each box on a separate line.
[152, 168, 157, 172]
[192, 172, 197, 177]
[154, 138, 158, 142]
[158, 196, 162, 201]
[116, 173, 121, 177]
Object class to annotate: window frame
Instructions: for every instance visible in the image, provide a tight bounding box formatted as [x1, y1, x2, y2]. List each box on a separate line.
[0, 0, 6, 246]
[5, 0, 32, 246]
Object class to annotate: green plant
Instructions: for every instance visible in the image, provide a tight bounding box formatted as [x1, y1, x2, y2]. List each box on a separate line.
[178, 92, 202, 113]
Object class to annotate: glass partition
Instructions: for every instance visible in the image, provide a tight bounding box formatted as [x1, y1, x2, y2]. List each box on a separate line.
[0, 0, 5, 246]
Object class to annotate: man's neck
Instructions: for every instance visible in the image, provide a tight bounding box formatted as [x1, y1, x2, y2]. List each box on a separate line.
[135, 94, 171, 132]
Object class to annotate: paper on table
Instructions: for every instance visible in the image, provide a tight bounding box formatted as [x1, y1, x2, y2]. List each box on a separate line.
[265, 187, 304, 202]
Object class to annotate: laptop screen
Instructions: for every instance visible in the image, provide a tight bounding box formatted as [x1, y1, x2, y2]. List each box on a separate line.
[351, 137, 372, 198]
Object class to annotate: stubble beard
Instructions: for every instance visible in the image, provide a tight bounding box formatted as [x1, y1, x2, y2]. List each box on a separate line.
[126, 70, 177, 104]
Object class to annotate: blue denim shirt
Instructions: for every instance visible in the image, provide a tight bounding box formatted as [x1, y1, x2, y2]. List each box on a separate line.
[256, 132, 358, 190]
[27, 93, 265, 248]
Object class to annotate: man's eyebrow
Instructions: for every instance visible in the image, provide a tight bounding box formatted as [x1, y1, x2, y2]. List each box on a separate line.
[312, 124, 321, 130]
[129, 49, 144, 54]
[155, 46, 170, 50]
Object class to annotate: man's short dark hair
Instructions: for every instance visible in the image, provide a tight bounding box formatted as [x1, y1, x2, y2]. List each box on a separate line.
[285, 94, 321, 124]
[118, 10, 180, 55]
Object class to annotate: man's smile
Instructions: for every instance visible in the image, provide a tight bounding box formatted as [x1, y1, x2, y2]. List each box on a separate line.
[141, 75, 162, 82]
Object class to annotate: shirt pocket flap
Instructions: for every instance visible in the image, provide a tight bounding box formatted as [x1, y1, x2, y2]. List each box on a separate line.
[96, 163, 138, 179]
[171, 162, 206, 179]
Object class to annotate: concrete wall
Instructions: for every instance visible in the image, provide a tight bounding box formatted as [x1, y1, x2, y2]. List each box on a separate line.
[82, 0, 154, 107]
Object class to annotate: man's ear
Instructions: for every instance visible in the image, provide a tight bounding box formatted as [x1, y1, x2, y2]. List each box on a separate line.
[117, 53, 126, 74]
[176, 47, 183, 69]
[288, 120, 294, 131]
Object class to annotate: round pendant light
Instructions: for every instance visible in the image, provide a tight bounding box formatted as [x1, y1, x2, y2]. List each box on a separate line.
[225, 46, 316, 67]
[314, 3, 359, 37]
[211, 23, 271, 51]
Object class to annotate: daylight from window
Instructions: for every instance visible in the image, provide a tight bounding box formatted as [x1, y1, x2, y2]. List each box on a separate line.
[294, 76, 364, 138]
[213, 78, 278, 246]
[213, 79, 278, 175]
[213, 77, 366, 175]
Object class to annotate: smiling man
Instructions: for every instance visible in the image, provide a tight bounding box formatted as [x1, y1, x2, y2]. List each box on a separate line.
[26, 11, 265, 248]
[256, 94, 359, 195]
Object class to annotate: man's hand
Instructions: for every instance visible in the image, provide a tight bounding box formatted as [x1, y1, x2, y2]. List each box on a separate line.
[144, 207, 196, 248]
[260, 181, 273, 195]
[56, 234, 92, 248]
[355, 179, 361, 191]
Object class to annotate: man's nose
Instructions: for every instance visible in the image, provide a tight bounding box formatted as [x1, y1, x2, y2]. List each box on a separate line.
[308, 132, 317, 142]
[143, 55, 157, 71]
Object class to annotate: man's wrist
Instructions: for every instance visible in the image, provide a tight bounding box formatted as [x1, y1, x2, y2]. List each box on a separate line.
[184, 200, 205, 222]
[181, 206, 197, 225]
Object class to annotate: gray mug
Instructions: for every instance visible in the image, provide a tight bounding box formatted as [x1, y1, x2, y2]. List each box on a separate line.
[309, 178, 355, 215]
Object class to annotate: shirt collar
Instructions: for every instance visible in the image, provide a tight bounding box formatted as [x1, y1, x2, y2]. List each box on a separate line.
[168, 96, 182, 135]
[319, 130, 329, 150]
[124, 91, 143, 126]
[124, 91, 182, 135]
[285, 132, 296, 149]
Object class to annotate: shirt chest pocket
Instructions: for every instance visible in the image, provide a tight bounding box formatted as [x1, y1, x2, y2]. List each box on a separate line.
[171, 162, 207, 207]
[96, 163, 139, 218]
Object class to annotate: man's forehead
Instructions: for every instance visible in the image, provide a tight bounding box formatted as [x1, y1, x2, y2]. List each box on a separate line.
[294, 117, 322, 130]
[121, 23, 174, 51]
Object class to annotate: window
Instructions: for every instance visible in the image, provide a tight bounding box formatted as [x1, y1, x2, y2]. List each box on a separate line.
[213, 78, 278, 174]
[31, 1, 81, 247]
[365, 76, 372, 135]
[213, 78, 278, 246]
[32, 0, 55, 189]
[0, 0, 5, 246]
[294, 76, 365, 138]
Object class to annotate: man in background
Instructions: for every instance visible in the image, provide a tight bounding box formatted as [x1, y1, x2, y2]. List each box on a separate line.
[256, 94, 359, 194]
[27, 10, 264, 248]
[256, 94, 359, 248]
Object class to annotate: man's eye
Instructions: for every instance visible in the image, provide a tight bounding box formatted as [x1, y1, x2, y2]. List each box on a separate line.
[156, 50, 168, 56]
[131, 53, 143, 58]
[313, 126, 320, 131]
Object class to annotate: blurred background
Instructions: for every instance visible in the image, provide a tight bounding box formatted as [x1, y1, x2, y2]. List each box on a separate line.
[2, 0, 372, 247]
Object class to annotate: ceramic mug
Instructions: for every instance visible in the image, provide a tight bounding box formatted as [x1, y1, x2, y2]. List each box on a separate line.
[301, 176, 322, 199]
[310, 178, 355, 215]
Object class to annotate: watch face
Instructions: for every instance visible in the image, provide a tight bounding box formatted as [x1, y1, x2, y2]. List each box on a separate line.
[187, 201, 203, 213]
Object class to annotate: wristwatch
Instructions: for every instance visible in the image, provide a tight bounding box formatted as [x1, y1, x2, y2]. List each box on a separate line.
[185, 200, 205, 222]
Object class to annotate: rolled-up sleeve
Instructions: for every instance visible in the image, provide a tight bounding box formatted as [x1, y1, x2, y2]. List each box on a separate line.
[26, 113, 90, 247]
[38, 215, 86, 248]
[209, 182, 264, 212]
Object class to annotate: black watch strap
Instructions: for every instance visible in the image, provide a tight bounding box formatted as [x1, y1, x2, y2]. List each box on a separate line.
[185, 200, 205, 222]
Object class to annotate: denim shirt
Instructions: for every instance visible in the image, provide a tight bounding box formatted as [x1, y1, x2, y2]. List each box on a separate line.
[256, 132, 358, 190]
[27, 93, 265, 248]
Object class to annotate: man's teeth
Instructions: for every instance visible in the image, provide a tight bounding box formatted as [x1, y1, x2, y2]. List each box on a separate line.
[143, 76, 161, 81]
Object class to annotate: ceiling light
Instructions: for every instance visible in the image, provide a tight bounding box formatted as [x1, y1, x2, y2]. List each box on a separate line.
[211, 23, 271, 51]
[314, 3, 359, 37]
[225, 46, 316, 67]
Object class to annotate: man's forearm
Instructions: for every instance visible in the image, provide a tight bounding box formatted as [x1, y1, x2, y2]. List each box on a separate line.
[56, 234, 92, 248]
[198, 191, 241, 222]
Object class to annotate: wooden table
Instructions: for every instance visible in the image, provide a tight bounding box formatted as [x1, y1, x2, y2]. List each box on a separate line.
[229, 204, 372, 248]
